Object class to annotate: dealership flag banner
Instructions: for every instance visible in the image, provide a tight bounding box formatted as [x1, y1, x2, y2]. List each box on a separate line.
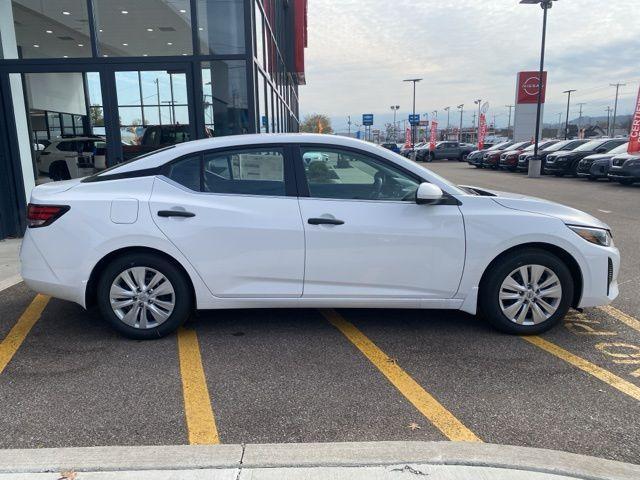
[404, 128, 412, 148]
[629, 85, 640, 154]
[429, 121, 438, 150]
[478, 113, 487, 150]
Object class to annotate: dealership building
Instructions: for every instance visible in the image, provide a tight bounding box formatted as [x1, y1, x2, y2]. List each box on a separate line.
[0, 0, 308, 240]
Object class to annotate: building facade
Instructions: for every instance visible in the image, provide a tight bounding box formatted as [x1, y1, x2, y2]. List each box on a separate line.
[0, 0, 308, 239]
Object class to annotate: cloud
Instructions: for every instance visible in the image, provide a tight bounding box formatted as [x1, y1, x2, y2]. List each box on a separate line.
[299, 0, 640, 131]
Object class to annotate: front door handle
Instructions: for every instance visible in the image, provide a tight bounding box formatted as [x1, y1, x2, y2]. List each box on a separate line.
[157, 210, 196, 218]
[308, 217, 344, 226]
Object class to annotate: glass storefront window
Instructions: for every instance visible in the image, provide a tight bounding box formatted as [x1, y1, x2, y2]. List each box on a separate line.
[198, 0, 245, 55]
[94, 0, 192, 57]
[9, 0, 91, 58]
[257, 72, 267, 133]
[201, 61, 249, 136]
[254, 2, 265, 68]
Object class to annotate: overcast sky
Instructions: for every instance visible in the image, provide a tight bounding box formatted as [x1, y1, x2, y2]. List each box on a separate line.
[299, 0, 640, 132]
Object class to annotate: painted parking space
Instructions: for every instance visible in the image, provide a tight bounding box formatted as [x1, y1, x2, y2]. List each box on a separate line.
[0, 283, 639, 464]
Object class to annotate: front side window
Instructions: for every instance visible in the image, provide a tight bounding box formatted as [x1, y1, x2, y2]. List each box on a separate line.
[300, 147, 420, 202]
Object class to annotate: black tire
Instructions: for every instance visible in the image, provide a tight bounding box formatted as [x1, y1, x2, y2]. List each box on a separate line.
[587, 176, 596, 181]
[618, 179, 633, 186]
[459, 152, 469, 162]
[553, 173, 563, 177]
[479, 248, 574, 335]
[427, 153, 434, 163]
[97, 252, 192, 339]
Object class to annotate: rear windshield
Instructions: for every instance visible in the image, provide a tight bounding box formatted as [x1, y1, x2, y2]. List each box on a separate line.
[81, 145, 176, 182]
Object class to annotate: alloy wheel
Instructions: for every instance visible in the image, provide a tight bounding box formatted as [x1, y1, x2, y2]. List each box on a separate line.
[109, 266, 175, 329]
[498, 264, 562, 325]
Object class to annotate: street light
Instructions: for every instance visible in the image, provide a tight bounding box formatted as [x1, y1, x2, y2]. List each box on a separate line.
[443, 106, 451, 137]
[403, 78, 422, 152]
[474, 99, 482, 144]
[457, 104, 464, 142]
[519, 0, 557, 177]
[390, 105, 400, 141]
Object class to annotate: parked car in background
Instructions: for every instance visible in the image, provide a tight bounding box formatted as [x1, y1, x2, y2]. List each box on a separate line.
[400, 142, 424, 157]
[21, 133, 619, 339]
[37, 136, 107, 180]
[122, 125, 196, 161]
[577, 143, 629, 181]
[381, 142, 401, 154]
[500, 140, 558, 171]
[608, 152, 640, 185]
[516, 139, 588, 173]
[482, 141, 531, 169]
[468, 141, 514, 167]
[544, 138, 627, 177]
[416, 141, 476, 162]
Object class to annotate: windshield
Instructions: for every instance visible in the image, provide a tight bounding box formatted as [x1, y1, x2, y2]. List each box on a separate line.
[573, 140, 607, 152]
[544, 140, 572, 151]
[487, 141, 513, 151]
[505, 142, 529, 151]
[609, 142, 629, 154]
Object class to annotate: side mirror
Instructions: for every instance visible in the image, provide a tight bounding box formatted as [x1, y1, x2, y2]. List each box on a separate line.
[416, 183, 444, 205]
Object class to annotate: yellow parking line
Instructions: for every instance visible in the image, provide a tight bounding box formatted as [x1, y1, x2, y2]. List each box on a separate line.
[523, 336, 640, 401]
[598, 305, 640, 334]
[322, 309, 481, 442]
[177, 327, 220, 444]
[0, 294, 50, 375]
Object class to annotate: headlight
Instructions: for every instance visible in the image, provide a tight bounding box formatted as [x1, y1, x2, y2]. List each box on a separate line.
[568, 225, 613, 247]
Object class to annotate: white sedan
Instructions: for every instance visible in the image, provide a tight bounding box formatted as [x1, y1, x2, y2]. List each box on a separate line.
[20, 134, 619, 339]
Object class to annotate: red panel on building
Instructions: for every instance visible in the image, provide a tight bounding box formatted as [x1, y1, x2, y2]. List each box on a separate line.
[517, 71, 547, 104]
[293, 0, 307, 84]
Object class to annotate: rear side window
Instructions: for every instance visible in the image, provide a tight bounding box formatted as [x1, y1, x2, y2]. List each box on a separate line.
[57, 141, 76, 152]
[165, 148, 287, 197]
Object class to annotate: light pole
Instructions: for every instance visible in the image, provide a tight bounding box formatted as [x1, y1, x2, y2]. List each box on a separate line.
[610, 82, 626, 137]
[505, 105, 514, 139]
[443, 106, 451, 138]
[457, 104, 464, 142]
[520, 0, 556, 177]
[404, 78, 422, 152]
[474, 99, 482, 144]
[605, 106, 612, 136]
[563, 89, 576, 139]
[390, 105, 400, 141]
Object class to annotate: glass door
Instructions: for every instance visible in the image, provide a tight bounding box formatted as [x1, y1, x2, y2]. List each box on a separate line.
[107, 64, 196, 164]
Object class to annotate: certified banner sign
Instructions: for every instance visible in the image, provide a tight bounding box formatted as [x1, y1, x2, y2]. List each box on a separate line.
[628, 86, 640, 154]
[429, 121, 438, 151]
[478, 113, 488, 150]
[404, 128, 412, 148]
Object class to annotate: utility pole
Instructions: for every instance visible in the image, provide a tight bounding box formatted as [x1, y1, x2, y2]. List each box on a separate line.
[347, 115, 352, 137]
[557, 112, 562, 138]
[605, 106, 612, 136]
[563, 89, 576, 139]
[472, 112, 477, 143]
[443, 106, 451, 138]
[505, 105, 514, 140]
[576, 103, 586, 127]
[610, 82, 626, 137]
[457, 104, 464, 142]
[403, 78, 422, 153]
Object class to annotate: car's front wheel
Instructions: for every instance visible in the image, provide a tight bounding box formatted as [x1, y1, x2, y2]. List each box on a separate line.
[97, 252, 192, 339]
[480, 249, 573, 335]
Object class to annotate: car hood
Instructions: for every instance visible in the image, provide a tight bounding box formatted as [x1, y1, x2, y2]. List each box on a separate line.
[582, 153, 612, 162]
[459, 185, 609, 229]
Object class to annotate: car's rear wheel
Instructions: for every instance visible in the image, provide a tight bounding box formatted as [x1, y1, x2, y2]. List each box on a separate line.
[97, 253, 192, 339]
[480, 249, 573, 335]
[459, 153, 469, 162]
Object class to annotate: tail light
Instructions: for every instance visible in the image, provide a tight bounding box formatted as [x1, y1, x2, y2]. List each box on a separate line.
[27, 204, 70, 228]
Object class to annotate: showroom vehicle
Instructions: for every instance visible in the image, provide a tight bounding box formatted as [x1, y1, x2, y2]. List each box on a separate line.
[544, 138, 627, 177]
[468, 141, 513, 167]
[416, 141, 476, 162]
[607, 152, 640, 185]
[21, 134, 619, 340]
[576, 143, 629, 181]
[499, 140, 557, 171]
[516, 139, 588, 173]
[37, 136, 107, 181]
[482, 141, 531, 169]
[400, 142, 424, 157]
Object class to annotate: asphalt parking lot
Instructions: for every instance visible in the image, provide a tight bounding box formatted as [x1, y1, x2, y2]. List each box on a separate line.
[0, 162, 639, 465]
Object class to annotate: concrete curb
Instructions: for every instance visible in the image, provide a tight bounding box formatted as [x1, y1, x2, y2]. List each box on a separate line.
[0, 274, 21, 293]
[0, 441, 638, 479]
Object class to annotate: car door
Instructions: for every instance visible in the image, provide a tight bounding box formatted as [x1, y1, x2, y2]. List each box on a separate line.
[150, 145, 305, 298]
[295, 145, 466, 299]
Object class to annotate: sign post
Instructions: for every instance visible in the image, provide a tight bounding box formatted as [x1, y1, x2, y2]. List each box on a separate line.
[362, 114, 374, 142]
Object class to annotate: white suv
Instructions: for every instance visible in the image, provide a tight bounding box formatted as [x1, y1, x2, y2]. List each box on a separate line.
[37, 136, 107, 180]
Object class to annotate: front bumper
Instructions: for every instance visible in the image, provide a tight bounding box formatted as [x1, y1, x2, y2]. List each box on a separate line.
[577, 244, 620, 308]
[608, 165, 640, 182]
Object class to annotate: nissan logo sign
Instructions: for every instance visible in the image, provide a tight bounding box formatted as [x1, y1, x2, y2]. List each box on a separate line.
[523, 76, 542, 96]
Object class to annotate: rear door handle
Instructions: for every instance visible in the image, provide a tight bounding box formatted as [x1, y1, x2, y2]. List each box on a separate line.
[308, 217, 344, 226]
[157, 210, 196, 218]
